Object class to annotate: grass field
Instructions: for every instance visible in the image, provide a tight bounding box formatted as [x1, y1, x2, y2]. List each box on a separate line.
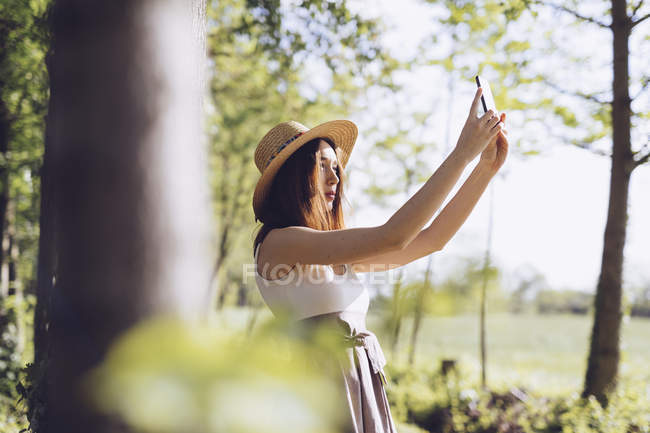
[369, 312, 650, 397]
[215, 307, 650, 397]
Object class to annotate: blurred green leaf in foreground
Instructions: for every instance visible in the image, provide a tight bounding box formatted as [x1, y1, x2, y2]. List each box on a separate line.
[82, 313, 353, 433]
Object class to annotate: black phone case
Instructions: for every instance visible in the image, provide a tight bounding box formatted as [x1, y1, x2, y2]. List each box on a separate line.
[475, 76, 489, 114]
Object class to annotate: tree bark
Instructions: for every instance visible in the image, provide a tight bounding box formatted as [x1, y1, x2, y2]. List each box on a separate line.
[389, 268, 404, 356]
[0, 46, 9, 297]
[43, 1, 210, 432]
[7, 201, 25, 354]
[32, 19, 58, 432]
[479, 184, 495, 390]
[407, 256, 432, 367]
[0, 214, 9, 297]
[582, 0, 634, 406]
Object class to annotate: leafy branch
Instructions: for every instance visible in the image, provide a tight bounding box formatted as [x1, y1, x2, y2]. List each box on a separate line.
[541, 77, 612, 105]
[531, 0, 611, 28]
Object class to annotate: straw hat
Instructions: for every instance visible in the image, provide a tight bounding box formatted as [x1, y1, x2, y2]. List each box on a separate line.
[253, 120, 358, 220]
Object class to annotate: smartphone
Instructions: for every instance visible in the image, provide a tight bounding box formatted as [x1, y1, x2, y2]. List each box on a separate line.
[475, 75, 498, 116]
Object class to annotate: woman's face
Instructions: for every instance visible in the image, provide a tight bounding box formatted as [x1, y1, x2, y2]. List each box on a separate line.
[317, 140, 340, 211]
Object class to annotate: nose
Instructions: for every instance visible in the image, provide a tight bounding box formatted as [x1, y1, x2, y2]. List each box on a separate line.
[326, 167, 338, 185]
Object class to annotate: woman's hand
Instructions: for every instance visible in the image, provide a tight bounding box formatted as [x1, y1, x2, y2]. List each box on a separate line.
[452, 87, 504, 163]
[478, 112, 509, 173]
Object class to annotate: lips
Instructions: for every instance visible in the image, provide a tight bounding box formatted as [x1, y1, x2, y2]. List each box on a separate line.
[325, 192, 336, 200]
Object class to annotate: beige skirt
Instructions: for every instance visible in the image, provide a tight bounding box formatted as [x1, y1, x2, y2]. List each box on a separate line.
[299, 311, 398, 433]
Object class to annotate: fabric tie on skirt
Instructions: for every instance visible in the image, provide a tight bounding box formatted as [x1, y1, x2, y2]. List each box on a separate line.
[296, 312, 398, 432]
[343, 329, 388, 387]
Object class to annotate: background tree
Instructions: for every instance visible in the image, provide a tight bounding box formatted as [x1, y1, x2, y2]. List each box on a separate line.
[515, 0, 649, 405]
[0, 0, 49, 429]
[418, 0, 649, 404]
[42, 1, 211, 432]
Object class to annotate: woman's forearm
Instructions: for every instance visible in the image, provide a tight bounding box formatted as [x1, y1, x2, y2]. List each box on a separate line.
[383, 149, 471, 248]
[382, 88, 503, 250]
[422, 162, 496, 252]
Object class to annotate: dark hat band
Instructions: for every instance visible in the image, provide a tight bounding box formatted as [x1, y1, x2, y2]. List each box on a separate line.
[265, 132, 305, 169]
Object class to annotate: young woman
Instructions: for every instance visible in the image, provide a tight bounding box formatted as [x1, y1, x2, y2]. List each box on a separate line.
[251, 87, 508, 433]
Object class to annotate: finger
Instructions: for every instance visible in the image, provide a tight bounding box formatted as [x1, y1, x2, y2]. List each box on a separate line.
[479, 109, 495, 123]
[499, 133, 509, 154]
[487, 114, 501, 128]
[470, 87, 483, 117]
[489, 122, 503, 138]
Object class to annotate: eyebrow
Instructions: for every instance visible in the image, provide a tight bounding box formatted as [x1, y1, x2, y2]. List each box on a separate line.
[319, 154, 338, 164]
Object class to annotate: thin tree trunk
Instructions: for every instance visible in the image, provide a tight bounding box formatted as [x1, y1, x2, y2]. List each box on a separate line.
[245, 304, 261, 337]
[0, 217, 9, 297]
[582, 0, 633, 405]
[0, 15, 12, 290]
[8, 203, 25, 354]
[389, 268, 404, 356]
[212, 222, 230, 310]
[44, 1, 210, 432]
[407, 256, 433, 366]
[0, 83, 9, 295]
[407, 55, 457, 368]
[479, 183, 494, 390]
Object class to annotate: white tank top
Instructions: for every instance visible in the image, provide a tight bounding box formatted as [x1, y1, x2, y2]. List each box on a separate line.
[254, 242, 370, 321]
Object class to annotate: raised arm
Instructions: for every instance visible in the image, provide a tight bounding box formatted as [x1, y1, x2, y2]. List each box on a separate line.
[427, 114, 508, 251]
[382, 87, 503, 249]
[350, 114, 509, 273]
[265, 88, 504, 267]
[349, 165, 497, 273]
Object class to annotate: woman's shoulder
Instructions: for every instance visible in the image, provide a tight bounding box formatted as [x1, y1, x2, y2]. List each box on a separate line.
[261, 225, 311, 251]
[256, 229, 303, 281]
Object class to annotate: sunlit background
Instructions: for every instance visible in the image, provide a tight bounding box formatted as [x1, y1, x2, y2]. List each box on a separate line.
[2, 0, 649, 432]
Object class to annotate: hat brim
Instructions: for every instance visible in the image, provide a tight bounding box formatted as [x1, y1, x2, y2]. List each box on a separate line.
[253, 119, 357, 219]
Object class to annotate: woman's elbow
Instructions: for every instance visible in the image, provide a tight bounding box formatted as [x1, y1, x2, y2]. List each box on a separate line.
[431, 241, 445, 254]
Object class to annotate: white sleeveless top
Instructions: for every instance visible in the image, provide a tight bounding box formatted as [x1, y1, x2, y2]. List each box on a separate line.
[254, 242, 370, 321]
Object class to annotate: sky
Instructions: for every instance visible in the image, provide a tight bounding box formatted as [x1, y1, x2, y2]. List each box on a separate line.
[333, 0, 650, 294]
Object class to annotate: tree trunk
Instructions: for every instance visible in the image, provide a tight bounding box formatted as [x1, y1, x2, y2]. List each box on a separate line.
[479, 184, 494, 389]
[582, 0, 633, 406]
[8, 204, 25, 354]
[407, 255, 433, 367]
[32, 22, 58, 433]
[43, 1, 210, 432]
[0, 66, 9, 295]
[0, 216, 9, 297]
[389, 268, 404, 356]
[211, 221, 230, 310]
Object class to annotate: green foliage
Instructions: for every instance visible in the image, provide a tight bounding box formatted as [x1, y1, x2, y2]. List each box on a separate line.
[429, 256, 506, 316]
[627, 284, 650, 318]
[552, 105, 579, 128]
[0, 297, 29, 432]
[241, 0, 400, 83]
[1, 293, 37, 432]
[14, 357, 44, 433]
[365, 310, 650, 397]
[385, 361, 650, 432]
[205, 0, 402, 308]
[0, 0, 49, 430]
[417, 0, 650, 158]
[359, 110, 438, 211]
[372, 257, 505, 320]
[83, 313, 353, 433]
[195, 308, 650, 431]
[534, 289, 593, 315]
[0, 0, 48, 288]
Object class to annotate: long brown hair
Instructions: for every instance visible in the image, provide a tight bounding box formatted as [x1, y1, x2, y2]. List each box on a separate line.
[253, 137, 349, 255]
